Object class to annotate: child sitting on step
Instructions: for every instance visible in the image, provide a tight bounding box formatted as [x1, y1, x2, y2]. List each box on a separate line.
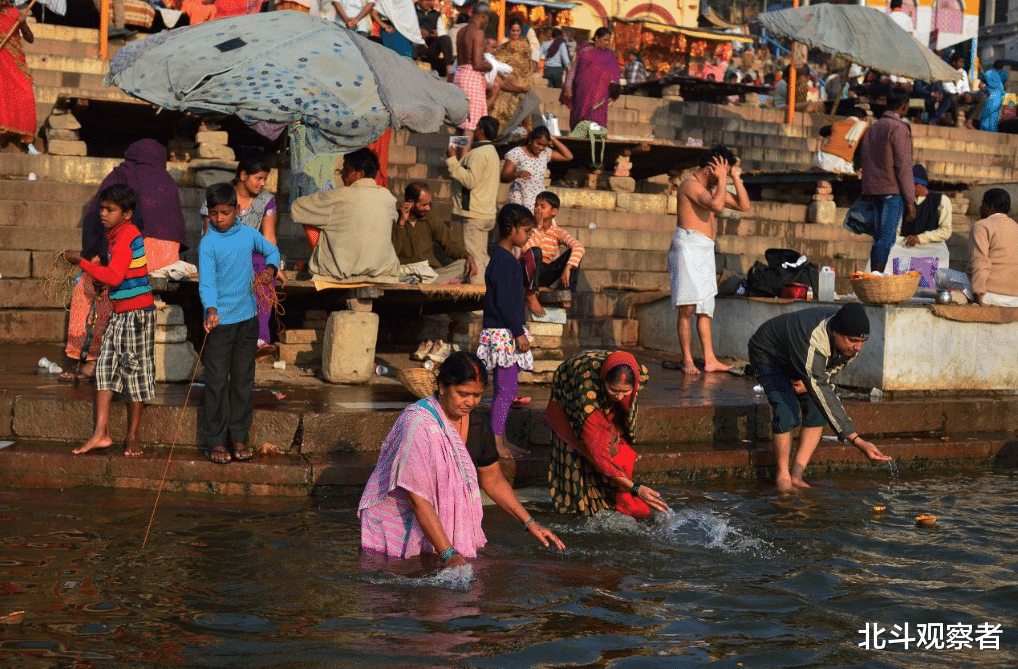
[520, 190, 585, 316]
[198, 183, 280, 465]
[62, 184, 155, 458]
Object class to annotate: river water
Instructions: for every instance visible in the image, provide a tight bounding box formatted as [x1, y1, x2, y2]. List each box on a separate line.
[1, 470, 1016, 668]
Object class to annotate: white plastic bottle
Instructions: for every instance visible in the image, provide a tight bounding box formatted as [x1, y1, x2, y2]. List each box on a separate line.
[818, 266, 836, 302]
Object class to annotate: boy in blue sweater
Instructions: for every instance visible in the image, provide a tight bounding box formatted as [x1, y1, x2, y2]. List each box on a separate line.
[198, 183, 281, 464]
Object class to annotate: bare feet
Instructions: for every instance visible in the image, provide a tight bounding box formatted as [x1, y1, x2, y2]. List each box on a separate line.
[703, 359, 732, 373]
[73, 434, 113, 455]
[682, 361, 701, 376]
[790, 478, 812, 489]
[525, 292, 546, 318]
[124, 440, 144, 458]
[775, 475, 795, 493]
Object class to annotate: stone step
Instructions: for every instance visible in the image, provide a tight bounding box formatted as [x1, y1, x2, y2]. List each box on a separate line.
[0, 179, 96, 204]
[577, 269, 670, 293]
[30, 68, 108, 92]
[27, 53, 109, 77]
[0, 279, 66, 309]
[34, 84, 142, 106]
[0, 310, 67, 342]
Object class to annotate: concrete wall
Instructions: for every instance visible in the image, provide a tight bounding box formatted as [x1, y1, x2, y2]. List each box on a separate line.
[637, 296, 1018, 392]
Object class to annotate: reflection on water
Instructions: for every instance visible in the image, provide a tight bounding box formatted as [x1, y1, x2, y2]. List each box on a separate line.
[1, 471, 1017, 668]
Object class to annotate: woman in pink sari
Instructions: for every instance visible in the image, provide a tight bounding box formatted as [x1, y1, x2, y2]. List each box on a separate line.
[561, 27, 621, 130]
[359, 351, 563, 569]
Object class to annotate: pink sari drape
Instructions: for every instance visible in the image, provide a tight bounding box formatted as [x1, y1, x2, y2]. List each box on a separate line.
[359, 396, 486, 559]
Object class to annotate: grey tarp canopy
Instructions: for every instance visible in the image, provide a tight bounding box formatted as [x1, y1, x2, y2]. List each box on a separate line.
[757, 5, 960, 83]
[105, 12, 468, 153]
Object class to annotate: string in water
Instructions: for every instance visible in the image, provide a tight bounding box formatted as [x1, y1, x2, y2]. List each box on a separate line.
[142, 268, 285, 550]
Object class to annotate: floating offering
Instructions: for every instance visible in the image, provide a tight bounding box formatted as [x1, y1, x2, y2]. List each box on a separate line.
[915, 514, 937, 527]
[0, 611, 24, 625]
[872, 505, 886, 512]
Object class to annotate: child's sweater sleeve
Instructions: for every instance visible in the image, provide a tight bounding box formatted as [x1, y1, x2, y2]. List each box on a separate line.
[198, 240, 218, 311]
[79, 231, 131, 288]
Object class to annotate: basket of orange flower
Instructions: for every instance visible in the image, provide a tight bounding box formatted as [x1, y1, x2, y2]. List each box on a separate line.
[850, 271, 921, 304]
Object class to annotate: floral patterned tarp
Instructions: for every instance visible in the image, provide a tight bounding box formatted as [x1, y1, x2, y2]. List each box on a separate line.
[106, 12, 468, 153]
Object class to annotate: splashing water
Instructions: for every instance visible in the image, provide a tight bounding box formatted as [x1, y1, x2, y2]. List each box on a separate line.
[650, 507, 775, 556]
[556, 508, 775, 557]
[363, 564, 474, 592]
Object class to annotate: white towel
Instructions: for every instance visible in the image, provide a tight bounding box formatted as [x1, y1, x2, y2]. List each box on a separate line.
[668, 227, 717, 312]
[484, 53, 514, 88]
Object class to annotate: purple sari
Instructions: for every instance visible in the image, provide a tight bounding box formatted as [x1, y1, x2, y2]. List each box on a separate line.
[568, 46, 620, 129]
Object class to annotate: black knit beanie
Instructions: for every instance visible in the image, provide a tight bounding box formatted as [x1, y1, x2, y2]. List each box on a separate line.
[830, 303, 869, 339]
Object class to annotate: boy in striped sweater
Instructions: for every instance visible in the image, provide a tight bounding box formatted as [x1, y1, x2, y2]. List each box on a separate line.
[63, 184, 156, 457]
[198, 183, 280, 465]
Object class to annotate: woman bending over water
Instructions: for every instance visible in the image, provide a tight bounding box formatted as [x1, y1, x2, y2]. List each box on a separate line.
[547, 350, 668, 518]
[359, 351, 564, 568]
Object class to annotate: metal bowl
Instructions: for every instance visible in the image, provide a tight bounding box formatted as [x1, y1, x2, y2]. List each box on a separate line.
[936, 290, 953, 304]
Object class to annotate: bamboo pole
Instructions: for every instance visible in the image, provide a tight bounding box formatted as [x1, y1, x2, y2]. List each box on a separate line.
[100, 0, 109, 60]
[0, 0, 36, 52]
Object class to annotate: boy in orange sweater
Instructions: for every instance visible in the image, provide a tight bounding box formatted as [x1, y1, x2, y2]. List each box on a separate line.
[63, 184, 156, 457]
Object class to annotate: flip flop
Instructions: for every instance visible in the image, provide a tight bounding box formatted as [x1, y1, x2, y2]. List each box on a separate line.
[231, 444, 253, 462]
[58, 371, 83, 382]
[660, 360, 684, 370]
[206, 446, 231, 465]
[511, 396, 532, 408]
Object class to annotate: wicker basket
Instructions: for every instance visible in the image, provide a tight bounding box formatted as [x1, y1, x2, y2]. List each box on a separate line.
[850, 273, 921, 304]
[396, 367, 438, 399]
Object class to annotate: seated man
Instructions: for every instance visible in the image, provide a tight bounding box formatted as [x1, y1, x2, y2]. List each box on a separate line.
[884, 164, 952, 276]
[291, 148, 400, 284]
[812, 107, 867, 175]
[520, 190, 585, 315]
[937, 188, 1018, 305]
[414, 0, 454, 77]
[392, 182, 477, 283]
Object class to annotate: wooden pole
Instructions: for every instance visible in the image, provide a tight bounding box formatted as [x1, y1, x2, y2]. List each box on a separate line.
[100, 0, 109, 60]
[0, 0, 36, 52]
[785, 0, 800, 124]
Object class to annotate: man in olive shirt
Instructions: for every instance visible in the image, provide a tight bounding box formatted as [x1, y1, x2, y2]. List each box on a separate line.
[393, 182, 477, 283]
[749, 303, 892, 492]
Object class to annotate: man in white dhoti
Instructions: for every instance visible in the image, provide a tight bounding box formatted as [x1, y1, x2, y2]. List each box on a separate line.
[667, 145, 750, 375]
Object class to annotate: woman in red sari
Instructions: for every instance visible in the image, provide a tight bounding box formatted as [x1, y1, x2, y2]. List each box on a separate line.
[546, 350, 669, 518]
[0, 0, 36, 148]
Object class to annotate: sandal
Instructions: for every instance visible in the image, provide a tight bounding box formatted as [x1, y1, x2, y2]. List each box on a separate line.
[511, 396, 532, 408]
[206, 446, 231, 465]
[231, 444, 253, 462]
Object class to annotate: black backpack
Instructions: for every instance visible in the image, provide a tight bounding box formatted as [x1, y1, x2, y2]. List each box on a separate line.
[745, 248, 820, 298]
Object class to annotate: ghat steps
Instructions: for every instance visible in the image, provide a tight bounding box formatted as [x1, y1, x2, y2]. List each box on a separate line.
[2, 20, 999, 346]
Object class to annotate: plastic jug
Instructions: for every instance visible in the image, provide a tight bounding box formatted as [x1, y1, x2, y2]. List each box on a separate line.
[818, 266, 836, 302]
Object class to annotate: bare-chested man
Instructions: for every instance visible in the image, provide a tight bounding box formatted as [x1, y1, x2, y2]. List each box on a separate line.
[453, 3, 492, 139]
[667, 144, 750, 375]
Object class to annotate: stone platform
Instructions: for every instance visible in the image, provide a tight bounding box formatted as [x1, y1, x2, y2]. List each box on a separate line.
[1, 344, 1015, 498]
[636, 296, 1018, 392]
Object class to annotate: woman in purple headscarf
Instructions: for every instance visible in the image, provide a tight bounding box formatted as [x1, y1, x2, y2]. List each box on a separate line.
[62, 139, 188, 378]
[561, 27, 621, 131]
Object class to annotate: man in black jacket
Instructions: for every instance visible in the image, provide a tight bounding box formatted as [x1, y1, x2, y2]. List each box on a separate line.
[749, 303, 892, 492]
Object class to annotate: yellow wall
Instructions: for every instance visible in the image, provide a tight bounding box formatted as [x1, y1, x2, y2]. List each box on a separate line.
[568, 0, 700, 32]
